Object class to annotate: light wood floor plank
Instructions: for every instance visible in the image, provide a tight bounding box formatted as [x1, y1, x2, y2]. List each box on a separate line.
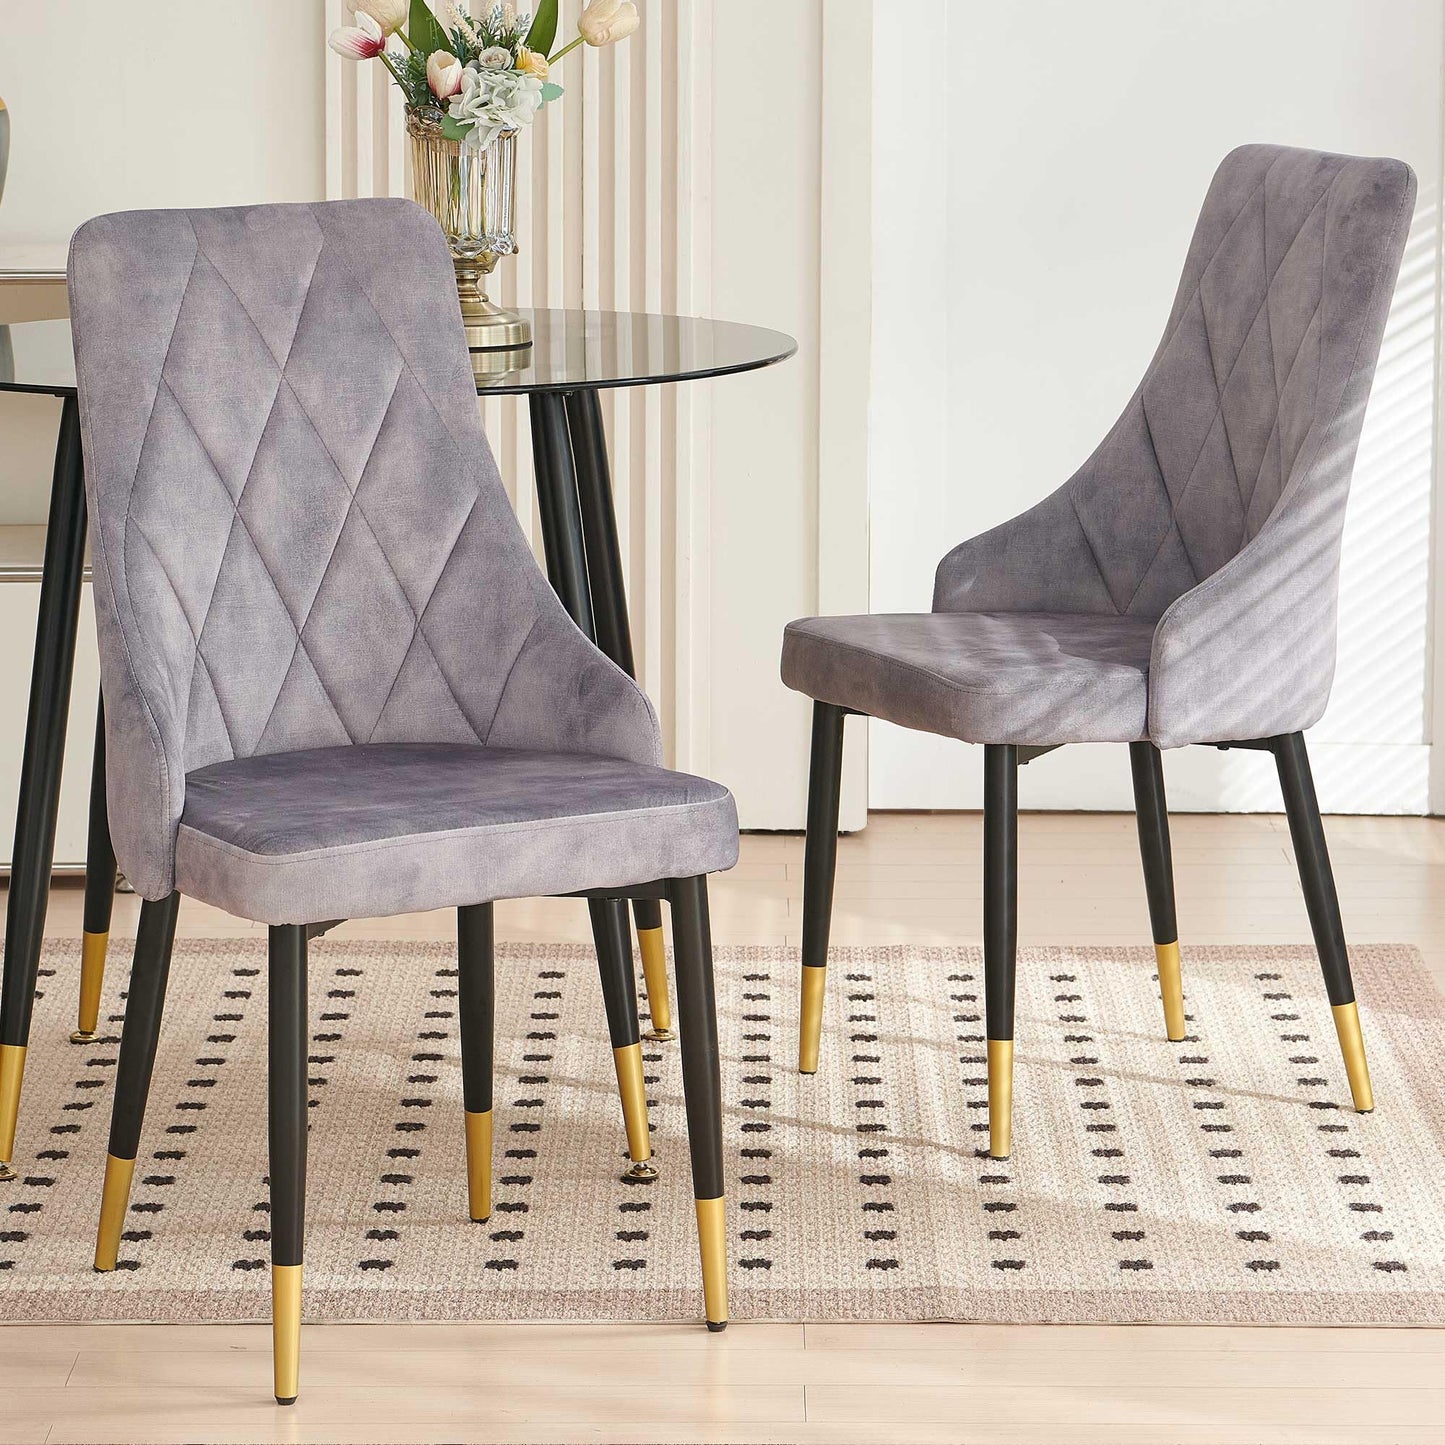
[804, 1320, 1445, 1353]
[803, 1384, 1445, 1427]
[70, 1343, 1445, 1393]
[32, 1382, 805, 1437]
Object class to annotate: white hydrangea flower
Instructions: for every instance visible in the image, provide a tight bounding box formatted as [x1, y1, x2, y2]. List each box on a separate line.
[449, 63, 545, 149]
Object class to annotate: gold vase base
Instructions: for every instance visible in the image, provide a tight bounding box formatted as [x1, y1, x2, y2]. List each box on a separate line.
[463, 312, 531, 350]
[461, 296, 532, 380]
[470, 345, 532, 380]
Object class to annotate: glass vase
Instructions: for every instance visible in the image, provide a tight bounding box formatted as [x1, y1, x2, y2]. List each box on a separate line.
[405, 108, 531, 355]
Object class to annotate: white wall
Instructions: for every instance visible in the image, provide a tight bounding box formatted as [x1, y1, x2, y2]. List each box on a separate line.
[706, 0, 826, 827]
[869, 0, 1444, 814]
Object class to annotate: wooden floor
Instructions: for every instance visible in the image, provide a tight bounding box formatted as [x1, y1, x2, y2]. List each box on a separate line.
[4, 811, 1444, 1444]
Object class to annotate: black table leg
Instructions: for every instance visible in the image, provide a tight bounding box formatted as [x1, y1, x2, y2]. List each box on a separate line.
[528, 388, 658, 1162]
[74, 694, 118, 1044]
[563, 388, 675, 1040]
[0, 395, 88, 1181]
[565, 389, 634, 674]
[528, 391, 595, 636]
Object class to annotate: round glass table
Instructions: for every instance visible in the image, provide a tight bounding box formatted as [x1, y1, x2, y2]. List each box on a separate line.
[0, 310, 796, 1179]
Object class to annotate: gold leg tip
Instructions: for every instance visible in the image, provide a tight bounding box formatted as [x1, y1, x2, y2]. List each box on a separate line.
[612, 1044, 653, 1165]
[637, 926, 673, 1035]
[95, 1153, 135, 1271]
[799, 967, 827, 1077]
[642, 1026, 676, 1042]
[706, 1319, 728, 1332]
[695, 1195, 728, 1327]
[0, 1162, 15, 1184]
[622, 1159, 659, 1182]
[69, 1030, 98, 1045]
[464, 1108, 493, 1225]
[1331, 1001, 1374, 1113]
[272, 1262, 302, 1405]
[987, 1039, 1014, 1163]
[0, 1043, 28, 1164]
[1155, 940, 1187, 1041]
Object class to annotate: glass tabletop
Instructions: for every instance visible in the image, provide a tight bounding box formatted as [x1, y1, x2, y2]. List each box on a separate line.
[0, 309, 797, 398]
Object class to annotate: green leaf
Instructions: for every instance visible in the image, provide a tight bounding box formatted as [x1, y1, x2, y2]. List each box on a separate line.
[524, 0, 559, 56]
[539, 81, 564, 103]
[439, 113, 471, 142]
[408, 0, 450, 57]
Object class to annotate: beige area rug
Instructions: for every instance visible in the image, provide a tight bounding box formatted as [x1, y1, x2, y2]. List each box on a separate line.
[2, 937, 1444, 1325]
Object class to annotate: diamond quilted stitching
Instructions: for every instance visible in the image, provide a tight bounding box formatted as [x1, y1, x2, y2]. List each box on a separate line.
[162, 256, 286, 502]
[1172, 173, 1334, 534]
[195, 524, 304, 758]
[128, 385, 241, 640]
[420, 495, 540, 740]
[1099, 157, 1344, 614]
[283, 245, 407, 489]
[368, 632, 487, 745]
[109, 202, 542, 773]
[255, 648, 352, 757]
[187, 207, 324, 367]
[297, 507, 422, 742]
[234, 385, 356, 624]
[352, 370, 481, 615]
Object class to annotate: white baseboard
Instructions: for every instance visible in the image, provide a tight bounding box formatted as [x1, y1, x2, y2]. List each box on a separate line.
[869, 724, 1431, 815]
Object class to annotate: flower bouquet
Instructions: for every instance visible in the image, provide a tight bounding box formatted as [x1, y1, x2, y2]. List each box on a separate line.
[330, 1, 639, 357]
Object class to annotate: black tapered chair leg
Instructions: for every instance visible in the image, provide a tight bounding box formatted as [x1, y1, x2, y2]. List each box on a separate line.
[983, 745, 1019, 1160]
[1273, 733, 1373, 1112]
[589, 897, 656, 1180]
[667, 874, 727, 1330]
[799, 701, 846, 1074]
[93, 892, 180, 1271]
[457, 903, 495, 1222]
[75, 696, 119, 1045]
[1129, 741, 1186, 1041]
[268, 924, 308, 1405]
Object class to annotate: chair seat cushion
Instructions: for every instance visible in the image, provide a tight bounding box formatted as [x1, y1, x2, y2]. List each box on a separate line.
[782, 611, 1157, 745]
[174, 743, 739, 924]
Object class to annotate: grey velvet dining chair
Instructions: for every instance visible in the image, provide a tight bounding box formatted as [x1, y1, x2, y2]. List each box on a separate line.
[66, 198, 738, 1405]
[783, 144, 1415, 1161]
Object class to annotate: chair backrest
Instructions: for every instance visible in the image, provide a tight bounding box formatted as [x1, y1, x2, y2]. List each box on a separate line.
[936, 144, 1415, 622]
[67, 200, 618, 895]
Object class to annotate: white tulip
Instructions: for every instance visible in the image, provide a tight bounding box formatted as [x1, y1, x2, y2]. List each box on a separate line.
[427, 48, 465, 99]
[577, 0, 640, 47]
[328, 11, 386, 59]
[355, 0, 409, 33]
